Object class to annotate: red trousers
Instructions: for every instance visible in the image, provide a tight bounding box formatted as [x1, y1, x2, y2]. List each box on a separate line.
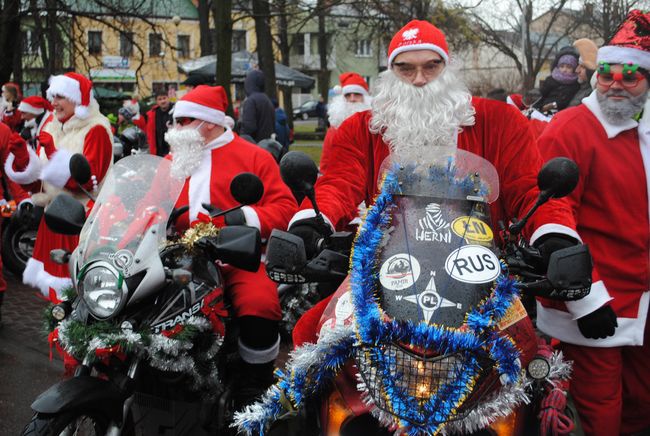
[561, 315, 650, 436]
[221, 263, 281, 321]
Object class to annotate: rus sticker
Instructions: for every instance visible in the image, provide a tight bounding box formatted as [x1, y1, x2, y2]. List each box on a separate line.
[379, 253, 421, 291]
[451, 216, 494, 244]
[445, 245, 500, 284]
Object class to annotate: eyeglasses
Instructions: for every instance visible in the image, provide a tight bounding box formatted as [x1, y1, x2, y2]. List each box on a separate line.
[173, 117, 196, 127]
[391, 60, 444, 80]
[597, 71, 646, 90]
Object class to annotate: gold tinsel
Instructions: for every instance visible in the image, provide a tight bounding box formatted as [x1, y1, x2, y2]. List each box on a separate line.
[178, 222, 220, 249]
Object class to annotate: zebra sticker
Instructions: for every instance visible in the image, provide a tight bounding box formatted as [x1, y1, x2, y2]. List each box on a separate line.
[415, 203, 452, 243]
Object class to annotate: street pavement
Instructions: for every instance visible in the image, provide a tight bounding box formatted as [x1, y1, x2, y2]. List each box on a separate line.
[0, 274, 62, 435]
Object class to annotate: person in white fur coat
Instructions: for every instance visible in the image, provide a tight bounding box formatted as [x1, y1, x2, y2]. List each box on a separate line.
[5, 72, 113, 301]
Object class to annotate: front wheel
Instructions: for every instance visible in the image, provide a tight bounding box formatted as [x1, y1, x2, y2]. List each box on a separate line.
[21, 411, 109, 436]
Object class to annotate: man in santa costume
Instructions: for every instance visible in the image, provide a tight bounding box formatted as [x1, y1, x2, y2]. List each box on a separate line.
[538, 10, 650, 435]
[288, 20, 581, 345]
[319, 72, 372, 176]
[164, 85, 297, 406]
[0, 121, 33, 326]
[4, 73, 113, 301]
[1, 82, 23, 132]
[17, 95, 54, 150]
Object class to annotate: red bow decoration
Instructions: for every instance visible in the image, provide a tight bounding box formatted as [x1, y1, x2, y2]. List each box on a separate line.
[190, 212, 226, 228]
[47, 328, 62, 361]
[161, 324, 185, 338]
[48, 288, 62, 305]
[201, 288, 228, 336]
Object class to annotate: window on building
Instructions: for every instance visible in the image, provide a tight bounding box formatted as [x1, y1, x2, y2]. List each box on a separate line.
[232, 30, 246, 53]
[293, 33, 305, 55]
[22, 30, 40, 55]
[149, 33, 163, 57]
[88, 31, 102, 55]
[177, 34, 190, 58]
[120, 32, 133, 58]
[355, 39, 371, 57]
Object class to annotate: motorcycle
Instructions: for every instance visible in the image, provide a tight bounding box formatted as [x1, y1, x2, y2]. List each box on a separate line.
[1, 199, 40, 277]
[22, 154, 263, 435]
[240, 148, 591, 435]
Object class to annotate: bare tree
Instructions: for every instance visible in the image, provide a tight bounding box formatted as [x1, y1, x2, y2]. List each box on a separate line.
[0, 0, 21, 84]
[213, 0, 234, 115]
[580, 1, 650, 42]
[198, 0, 213, 56]
[252, 0, 277, 100]
[460, 0, 585, 89]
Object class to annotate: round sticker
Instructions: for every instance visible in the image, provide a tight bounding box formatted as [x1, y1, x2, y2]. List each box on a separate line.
[379, 253, 421, 291]
[444, 245, 500, 284]
[451, 216, 494, 244]
[334, 291, 354, 323]
[112, 249, 134, 270]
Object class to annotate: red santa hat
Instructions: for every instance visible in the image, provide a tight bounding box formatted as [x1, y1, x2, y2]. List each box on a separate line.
[18, 96, 53, 115]
[506, 93, 525, 110]
[46, 72, 94, 119]
[2, 82, 22, 99]
[597, 10, 650, 70]
[339, 72, 369, 96]
[173, 85, 228, 127]
[388, 20, 449, 66]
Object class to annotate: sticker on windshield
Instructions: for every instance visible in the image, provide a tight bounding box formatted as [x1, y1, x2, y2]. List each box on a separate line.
[111, 249, 134, 271]
[395, 272, 462, 323]
[415, 203, 452, 243]
[451, 216, 493, 244]
[444, 245, 500, 284]
[379, 253, 421, 291]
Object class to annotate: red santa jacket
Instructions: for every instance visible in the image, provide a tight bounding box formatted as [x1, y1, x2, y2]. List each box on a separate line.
[1, 106, 22, 132]
[0, 123, 30, 203]
[537, 92, 650, 347]
[295, 97, 578, 244]
[319, 127, 337, 175]
[175, 130, 297, 238]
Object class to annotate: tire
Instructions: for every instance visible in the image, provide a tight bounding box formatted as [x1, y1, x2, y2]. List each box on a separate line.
[21, 411, 109, 436]
[301, 112, 309, 120]
[2, 217, 36, 277]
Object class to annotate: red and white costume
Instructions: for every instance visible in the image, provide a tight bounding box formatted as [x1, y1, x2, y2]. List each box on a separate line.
[1, 82, 23, 132]
[4, 73, 113, 298]
[170, 85, 297, 364]
[321, 72, 371, 176]
[537, 12, 650, 433]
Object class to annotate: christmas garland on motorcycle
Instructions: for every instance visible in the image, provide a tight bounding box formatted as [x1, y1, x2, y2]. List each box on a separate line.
[235, 162, 571, 435]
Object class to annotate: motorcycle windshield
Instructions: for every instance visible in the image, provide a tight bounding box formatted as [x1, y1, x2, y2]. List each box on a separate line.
[77, 155, 185, 275]
[376, 146, 501, 328]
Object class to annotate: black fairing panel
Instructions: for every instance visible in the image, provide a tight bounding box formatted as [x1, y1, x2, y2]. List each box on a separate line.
[31, 376, 124, 420]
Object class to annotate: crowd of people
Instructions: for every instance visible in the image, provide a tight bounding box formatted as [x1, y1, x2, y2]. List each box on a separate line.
[0, 9, 648, 436]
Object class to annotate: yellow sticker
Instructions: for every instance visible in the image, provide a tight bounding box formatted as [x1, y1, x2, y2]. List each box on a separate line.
[451, 216, 494, 243]
[497, 298, 528, 331]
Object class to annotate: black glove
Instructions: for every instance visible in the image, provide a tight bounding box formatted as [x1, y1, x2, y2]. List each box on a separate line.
[534, 234, 578, 271]
[224, 208, 246, 226]
[19, 127, 33, 142]
[289, 217, 331, 259]
[577, 305, 618, 339]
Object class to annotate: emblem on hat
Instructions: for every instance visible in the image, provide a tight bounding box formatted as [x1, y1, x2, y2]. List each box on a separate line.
[402, 28, 419, 40]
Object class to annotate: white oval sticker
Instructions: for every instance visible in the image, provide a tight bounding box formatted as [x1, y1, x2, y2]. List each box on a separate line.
[444, 245, 500, 284]
[379, 253, 421, 291]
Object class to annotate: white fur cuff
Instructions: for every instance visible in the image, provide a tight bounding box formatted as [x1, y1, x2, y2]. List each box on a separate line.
[288, 209, 334, 231]
[4, 148, 42, 184]
[41, 149, 73, 188]
[241, 206, 261, 231]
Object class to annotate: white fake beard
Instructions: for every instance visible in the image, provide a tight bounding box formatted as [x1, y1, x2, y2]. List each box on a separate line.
[327, 95, 371, 128]
[369, 66, 475, 159]
[597, 88, 649, 125]
[165, 128, 206, 179]
[23, 118, 37, 129]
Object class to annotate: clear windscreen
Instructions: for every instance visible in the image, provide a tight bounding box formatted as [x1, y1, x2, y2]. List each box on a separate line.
[77, 155, 185, 269]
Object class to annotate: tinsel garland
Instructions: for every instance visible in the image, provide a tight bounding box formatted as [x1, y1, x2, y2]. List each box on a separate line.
[233, 325, 357, 435]
[235, 161, 554, 435]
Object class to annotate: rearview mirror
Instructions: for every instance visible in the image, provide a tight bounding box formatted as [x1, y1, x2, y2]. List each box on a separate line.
[538, 157, 579, 199]
[69, 153, 92, 185]
[279, 151, 318, 194]
[230, 173, 264, 205]
[44, 194, 86, 235]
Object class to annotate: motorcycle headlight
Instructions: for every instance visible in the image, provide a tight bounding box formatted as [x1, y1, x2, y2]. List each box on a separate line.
[80, 263, 125, 319]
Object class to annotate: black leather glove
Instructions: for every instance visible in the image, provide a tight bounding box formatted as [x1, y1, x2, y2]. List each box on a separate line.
[534, 234, 578, 271]
[224, 208, 246, 226]
[289, 217, 331, 259]
[577, 305, 618, 339]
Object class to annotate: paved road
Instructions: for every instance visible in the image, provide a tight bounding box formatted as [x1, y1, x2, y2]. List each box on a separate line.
[0, 275, 62, 435]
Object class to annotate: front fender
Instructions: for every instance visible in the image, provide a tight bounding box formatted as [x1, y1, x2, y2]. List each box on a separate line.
[31, 376, 125, 421]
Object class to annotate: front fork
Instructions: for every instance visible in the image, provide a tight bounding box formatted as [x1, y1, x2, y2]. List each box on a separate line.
[103, 356, 141, 436]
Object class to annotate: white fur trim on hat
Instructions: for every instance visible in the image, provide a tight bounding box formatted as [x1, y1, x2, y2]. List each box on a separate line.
[47, 75, 82, 105]
[17, 102, 44, 115]
[598, 45, 650, 70]
[388, 43, 449, 66]
[341, 84, 369, 96]
[40, 149, 73, 189]
[174, 100, 226, 126]
[4, 147, 42, 184]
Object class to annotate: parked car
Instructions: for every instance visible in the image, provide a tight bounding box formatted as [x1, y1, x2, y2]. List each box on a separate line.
[293, 100, 321, 120]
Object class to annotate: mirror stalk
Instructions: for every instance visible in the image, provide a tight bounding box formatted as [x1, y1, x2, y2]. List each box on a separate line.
[508, 190, 552, 236]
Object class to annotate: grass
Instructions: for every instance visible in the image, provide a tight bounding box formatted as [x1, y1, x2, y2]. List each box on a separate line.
[289, 144, 323, 166]
[293, 121, 318, 134]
